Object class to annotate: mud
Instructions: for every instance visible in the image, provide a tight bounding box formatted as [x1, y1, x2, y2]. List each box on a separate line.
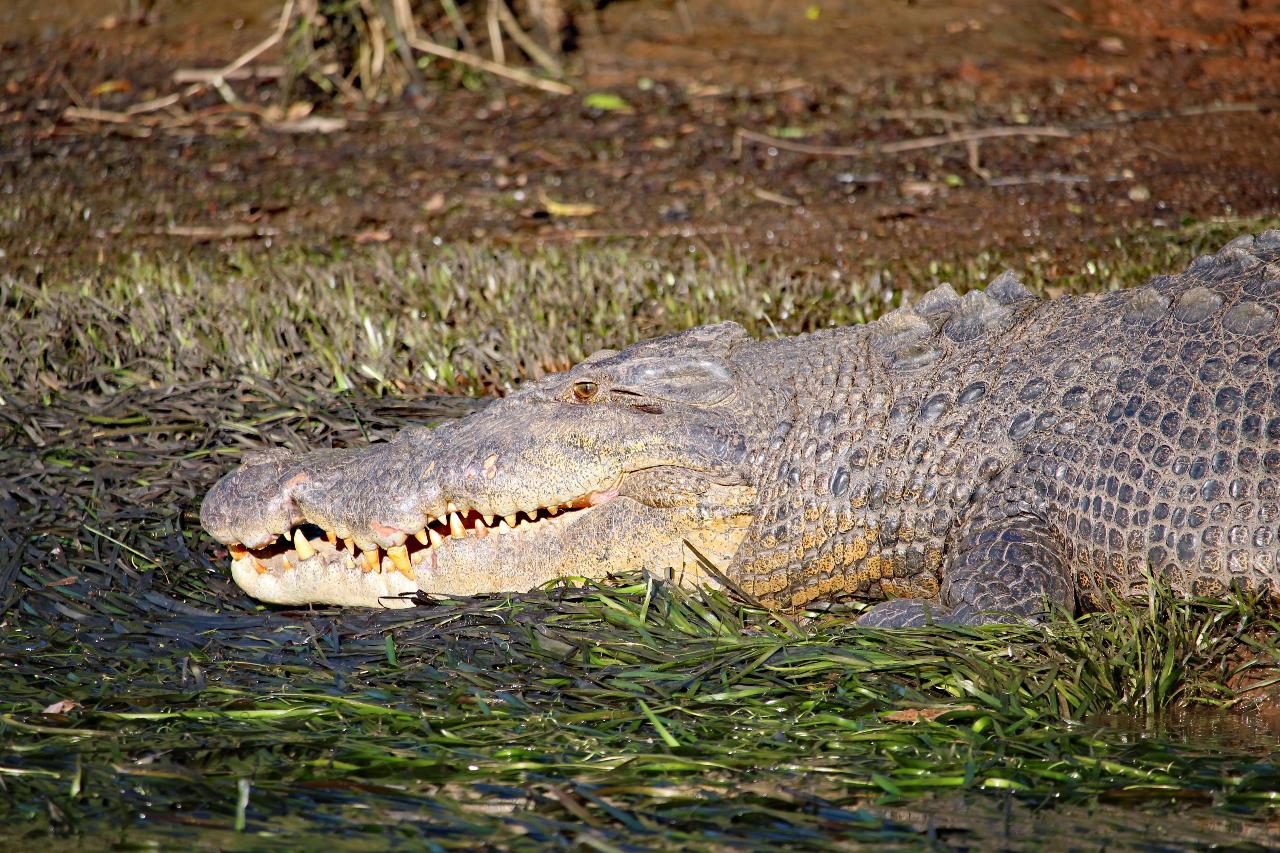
[1, 0, 1278, 273]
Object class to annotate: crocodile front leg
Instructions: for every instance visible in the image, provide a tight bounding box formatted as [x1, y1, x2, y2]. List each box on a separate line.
[858, 513, 1075, 627]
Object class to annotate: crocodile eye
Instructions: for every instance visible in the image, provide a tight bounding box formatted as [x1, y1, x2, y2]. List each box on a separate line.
[572, 380, 599, 402]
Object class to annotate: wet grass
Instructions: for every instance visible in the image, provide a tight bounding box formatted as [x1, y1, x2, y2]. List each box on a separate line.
[2, 218, 1279, 849]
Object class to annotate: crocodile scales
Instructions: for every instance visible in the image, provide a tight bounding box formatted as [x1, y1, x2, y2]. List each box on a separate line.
[202, 232, 1280, 626]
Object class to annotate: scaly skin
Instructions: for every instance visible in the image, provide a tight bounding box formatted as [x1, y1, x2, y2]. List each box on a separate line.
[202, 232, 1280, 625]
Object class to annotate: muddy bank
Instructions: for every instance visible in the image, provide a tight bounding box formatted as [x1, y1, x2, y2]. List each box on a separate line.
[2, 0, 1278, 272]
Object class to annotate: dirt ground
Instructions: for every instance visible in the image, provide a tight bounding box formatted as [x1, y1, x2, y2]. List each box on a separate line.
[1, 0, 1278, 273]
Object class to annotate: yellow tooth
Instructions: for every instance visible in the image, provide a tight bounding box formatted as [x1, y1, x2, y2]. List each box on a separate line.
[230, 544, 248, 560]
[414, 529, 429, 546]
[446, 501, 458, 514]
[481, 514, 495, 527]
[504, 514, 518, 527]
[387, 544, 412, 575]
[343, 537, 355, 553]
[252, 557, 268, 574]
[428, 528, 444, 548]
[294, 529, 316, 560]
[497, 519, 512, 534]
[546, 505, 560, 516]
[281, 556, 294, 571]
[449, 512, 465, 537]
[361, 547, 381, 573]
[326, 530, 337, 546]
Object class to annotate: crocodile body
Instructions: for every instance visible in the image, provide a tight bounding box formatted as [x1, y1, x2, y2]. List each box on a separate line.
[202, 232, 1280, 625]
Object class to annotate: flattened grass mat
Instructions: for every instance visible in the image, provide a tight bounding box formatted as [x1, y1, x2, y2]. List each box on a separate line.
[2, 230, 1278, 849]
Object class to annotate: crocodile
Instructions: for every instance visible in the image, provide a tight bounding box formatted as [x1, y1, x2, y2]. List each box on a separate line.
[201, 232, 1280, 626]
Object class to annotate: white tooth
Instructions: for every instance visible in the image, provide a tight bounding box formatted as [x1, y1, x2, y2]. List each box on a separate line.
[429, 528, 444, 548]
[294, 529, 316, 561]
[449, 512, 465, 537]
[497, 519, 512, 534]
[446, 501, 458, 514]
[504, 514, 518, 527]
[414, 529, 429, 546]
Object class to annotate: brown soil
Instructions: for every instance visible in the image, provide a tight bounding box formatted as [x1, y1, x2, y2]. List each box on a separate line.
[1, 0, 1278, 271]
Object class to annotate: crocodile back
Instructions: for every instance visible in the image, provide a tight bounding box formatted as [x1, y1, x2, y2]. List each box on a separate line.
[733, 232, 1280, 609]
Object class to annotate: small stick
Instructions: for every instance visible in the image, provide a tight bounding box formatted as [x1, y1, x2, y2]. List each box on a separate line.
[64, 106, 159, 125]
[439, 0, 479, 54]
[171, 66, 286, 84]
[494, 0, 563, 76]
[173, 0, 296, 100]
[393, 0, 572, 94]
[734, 124, 1073, 159]
[125, 92, 182, 115]
[486, 0, 507, 65]
[56, 74, 88, 109]
[735, 101, 1275, 161]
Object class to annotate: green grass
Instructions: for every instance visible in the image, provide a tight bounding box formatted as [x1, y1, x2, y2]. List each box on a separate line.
[2, 218, 1279, 849]
[5, 215, 1275, 398]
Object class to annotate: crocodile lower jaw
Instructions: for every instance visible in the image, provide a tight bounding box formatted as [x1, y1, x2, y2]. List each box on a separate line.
[228, 501, 603, 607]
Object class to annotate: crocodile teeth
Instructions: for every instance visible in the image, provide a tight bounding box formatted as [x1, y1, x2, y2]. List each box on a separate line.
[386, 544, 412, 576]
[448, 512, 466, 538]
[253, 557, 268, 574]
[504, 514, 518, 527]
[294, 529, 316, 561]
[360, 545, 381, 573]
[230, 544, 248, 560]
[429, 528, 444, 548]
[281, 555, 294, 571]
[414, 529, 429, 546]
[481, 514, 495, 527]
[446, 501, 458, 514]
[545, 505, 560, 516]
[343, 537, 355, 553]
[497, 519, 512, 534]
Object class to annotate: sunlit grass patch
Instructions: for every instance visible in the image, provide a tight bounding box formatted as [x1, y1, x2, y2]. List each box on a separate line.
[4, 215, 1275, 398]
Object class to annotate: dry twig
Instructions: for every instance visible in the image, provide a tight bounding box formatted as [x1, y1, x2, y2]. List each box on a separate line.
[392, 0, 573, 94]
[734, 124, 1074, 160]
[494, 0, 564, 76]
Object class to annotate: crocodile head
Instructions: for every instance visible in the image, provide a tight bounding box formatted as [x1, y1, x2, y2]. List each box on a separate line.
[200, 323, 768, 607]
